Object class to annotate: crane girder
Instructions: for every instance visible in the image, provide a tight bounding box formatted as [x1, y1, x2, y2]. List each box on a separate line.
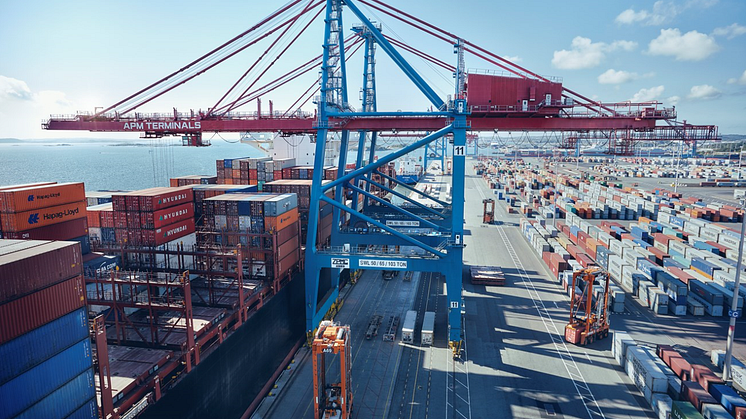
[45, 114, 672, 133]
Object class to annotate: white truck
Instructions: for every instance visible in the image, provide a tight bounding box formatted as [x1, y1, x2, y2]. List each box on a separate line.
[421, 311, 435, 346]
[401, 310, 417, 343]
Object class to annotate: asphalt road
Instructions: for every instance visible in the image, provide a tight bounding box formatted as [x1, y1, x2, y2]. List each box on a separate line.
[259, 157, 744, 419]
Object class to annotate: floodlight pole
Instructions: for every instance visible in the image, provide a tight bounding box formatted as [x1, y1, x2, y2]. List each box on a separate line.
[724, 192, 746, 382]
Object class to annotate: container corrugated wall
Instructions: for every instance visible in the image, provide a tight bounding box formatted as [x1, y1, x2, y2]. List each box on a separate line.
[0, 307, 88, 385]
[0, 240, 82, 304]
[0, 339, 92, 419]
[63, 397, 99, 419]
[0, 274, 85, 345]
[11, 368, 96, 419]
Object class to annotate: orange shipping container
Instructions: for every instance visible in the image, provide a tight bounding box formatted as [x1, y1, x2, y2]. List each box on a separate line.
[0, 182, 85, 213]
[1, 200, 87, 232]
[265, 208, 299, 233]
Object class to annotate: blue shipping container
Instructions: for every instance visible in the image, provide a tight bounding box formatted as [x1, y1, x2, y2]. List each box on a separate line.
[64, 397, 99, 419]
[693, 241, 719, 255]
[670, 216, 684, 228]
[0, 308, 88, 386]
[637, 259, 663, 282]
[13, 368, 96, 419]
[689, 279, 725, 306]
[83, 254, 120, 277]
[710, 383, 746, 415]
[100, 227, 116, 244]
[691, 257, 721, 277]
[649, 222, 663, 233]
[0, 339, 93, 419]
[630, 226, 649, 241]
[632, 239, 650, 249]
[71, 235, 91, 255]
[663, 258, 685, 269]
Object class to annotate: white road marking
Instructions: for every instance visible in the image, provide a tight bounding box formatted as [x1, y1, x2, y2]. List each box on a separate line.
[498, 225, 605, 419]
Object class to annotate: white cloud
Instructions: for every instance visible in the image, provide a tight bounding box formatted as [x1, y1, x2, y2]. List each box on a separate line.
[36, 90, 73, 109]
[0, 75, 33, 101]
[728, 70, 746, 85]
[688, 84, 721, 100]
[667, 95, 681, 105]
[615, 0, 717, 26]
[502, 56, 522, 63]
[647, 28, 720, 61]
[713, 23, 746, 39]
[552, 37, 637, 70]
[598, 69, 638, 84]
[631, 85, 665, 102]
[615, 1, 679, 26]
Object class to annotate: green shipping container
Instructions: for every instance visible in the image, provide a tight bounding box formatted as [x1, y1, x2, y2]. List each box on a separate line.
[671, 401, 704, 419]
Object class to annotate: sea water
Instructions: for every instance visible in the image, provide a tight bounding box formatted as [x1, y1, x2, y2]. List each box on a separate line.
[0, 138, 261, 191]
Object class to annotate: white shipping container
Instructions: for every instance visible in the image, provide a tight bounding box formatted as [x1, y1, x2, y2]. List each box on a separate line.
[612, 331, 636, 367]
[625, 345, 669, 401]
[718, 234, 740, 250]
[687, 297, 706, 316]
[668, 300, 687, 316]
[402, 310, 417, 343]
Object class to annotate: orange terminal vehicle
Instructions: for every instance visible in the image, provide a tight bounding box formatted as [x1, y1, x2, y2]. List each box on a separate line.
[565, 267, 611, 346]
[312, 321, 353, 419]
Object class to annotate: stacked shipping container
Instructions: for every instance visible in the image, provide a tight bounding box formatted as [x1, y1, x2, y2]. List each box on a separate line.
[0, 239, 96, 419]
[111, 187, 196, 247]
[202, 193, 301, 279]
[0, 183, 90, 255]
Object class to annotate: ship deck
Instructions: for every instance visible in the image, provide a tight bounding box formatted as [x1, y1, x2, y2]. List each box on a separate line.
[255, 157, 745, 419]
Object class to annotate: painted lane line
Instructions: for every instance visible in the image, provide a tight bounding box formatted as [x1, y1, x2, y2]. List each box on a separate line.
[498, 225, 605, 419]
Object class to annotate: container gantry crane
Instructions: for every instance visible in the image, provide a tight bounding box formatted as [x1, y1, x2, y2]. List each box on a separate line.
[42, 0, 720, 354]
[312, 321, 352, 419]
[565, 267, 611, 346]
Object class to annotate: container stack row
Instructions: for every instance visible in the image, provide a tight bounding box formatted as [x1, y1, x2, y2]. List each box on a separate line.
[612, 332, 746, 419]
[0, 182, 90, 256]
[202, 193, 301, 279]
[169, 175, 217, 187]
[520, 218, 626, 313]
[0, 239, 97, 419]
[110, 187, 196, 247]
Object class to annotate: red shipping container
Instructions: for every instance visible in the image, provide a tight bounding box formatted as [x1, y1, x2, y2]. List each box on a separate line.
[691, 364, 724, 391]
[273, 170, 283, 180]
[0, 240, 82, 304]
[138, 187, 194, 212]
[648, 247, 669, 263]
[0, 217, 88, 241]
[277, 238, 299, 261]
[0, 274, 85, 345]
[0, 182, 56, 193]
[139, 218, 196, 247]
[657, 345, 691, 380]
[276, 220, 300, 247]
[567, 245, 581, 259]
[86, 209, 101, 228]
[0, 182, 85, 213]
[275, 246, 300, 278]
[101, 210, 115, 228]
[680, 380, 718, 411]
[1, 200, 87, 232]
[113, 212, 127, 229]
[576, 253, 595, 268]
[652, 233, 671, 245]
[139, 203, 194, 229]
[705, 241, 727, 256]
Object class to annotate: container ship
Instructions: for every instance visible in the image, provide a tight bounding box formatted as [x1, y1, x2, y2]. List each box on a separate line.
[0, 146, 400, 419]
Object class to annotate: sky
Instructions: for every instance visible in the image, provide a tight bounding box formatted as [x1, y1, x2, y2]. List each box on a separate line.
[1, 0, 745, 139]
